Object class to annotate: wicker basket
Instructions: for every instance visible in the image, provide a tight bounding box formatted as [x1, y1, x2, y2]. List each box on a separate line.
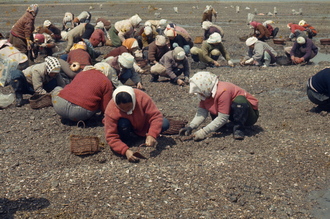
[320, 39, 330, 45]
[70, 134, 100, 155]
[29, 93, 52, 109]
[193, 36, 204, 44]
[162, 117, 188, 135]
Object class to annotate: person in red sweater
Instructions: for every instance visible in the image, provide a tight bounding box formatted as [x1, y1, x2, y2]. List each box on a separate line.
[51, 62, 114, 122]
[89, 21, 106, 47]
[67, 41, 92, 72]
[179, 71, 259, 140]
[287, 23, 306, 41]
[104, 85, 169, 162]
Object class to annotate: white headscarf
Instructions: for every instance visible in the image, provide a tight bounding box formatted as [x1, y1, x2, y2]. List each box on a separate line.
[129, 14, 142, 27]
[82, 62, 112, 80]
[112, 85, 136, 115]
[189, 71, 219, 101]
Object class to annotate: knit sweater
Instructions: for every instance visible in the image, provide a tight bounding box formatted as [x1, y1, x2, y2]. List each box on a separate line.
[67, 49, 92, 70]
[199, 81, 259, 115]
[58, 69, 113, 112]
[104, 89, 163, 155]
[11, 12, 35, 40]
[89, 29, 106, 47]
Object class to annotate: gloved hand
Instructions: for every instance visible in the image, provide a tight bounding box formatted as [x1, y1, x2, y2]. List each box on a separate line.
[245, 58, 254, 64]
[228, 60, 234, 67]
[193, 129, 207, 141]
[145, 135, 157, 147]
[179, 127, 193, 136]
[26, 39, 33, 50]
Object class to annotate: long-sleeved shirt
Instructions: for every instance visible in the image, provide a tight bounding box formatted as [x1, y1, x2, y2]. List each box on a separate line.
[247, 40, 277, 61]
[11, 12, 35, 40]
[309, 68, 330, 97]
[104, 88, 163, 155]
[64, 23, 87, 53]
[147, 41, 170, 63]
[290, 38, 318, 61]
[58, 69, 113, 112]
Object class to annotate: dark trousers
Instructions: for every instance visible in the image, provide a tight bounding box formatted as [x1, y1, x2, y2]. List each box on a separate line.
[117, 118, 170, 140]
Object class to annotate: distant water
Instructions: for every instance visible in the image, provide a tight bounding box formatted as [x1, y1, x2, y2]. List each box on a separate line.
[0, 0, 329, 3]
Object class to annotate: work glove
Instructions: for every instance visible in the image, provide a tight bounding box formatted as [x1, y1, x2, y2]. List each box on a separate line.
[179, 127, 193, 136]
[193, 129, 207, 141]
[228, 60, 234, 67]
[145, 135, 157, 147]
[26, 39, 33, 50]
[244, 58, 254, 64]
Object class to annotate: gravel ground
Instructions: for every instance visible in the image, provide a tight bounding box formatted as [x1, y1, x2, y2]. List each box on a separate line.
[0, 1, 330, 218]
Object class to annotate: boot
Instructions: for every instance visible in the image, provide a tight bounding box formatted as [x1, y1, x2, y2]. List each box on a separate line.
[191, 54, 200, 62]
[15, 92, 24, 107]
[150, 75, 159, 82]
[233, 125, 245, 140]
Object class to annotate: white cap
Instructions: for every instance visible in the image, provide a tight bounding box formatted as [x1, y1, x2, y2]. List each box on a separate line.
[298, 20, 306, 26]
[207, 32, 222, 44]
[245, 36, 258, 46]
[43, 20, 51, 27]
[144, 21, 152, 27]
[173, 47, 185, 60]
[144, 26, 152, 35]
[118, 52, 135, 68]
[202, 21, 212, 30]
[297, 36, 306, 44]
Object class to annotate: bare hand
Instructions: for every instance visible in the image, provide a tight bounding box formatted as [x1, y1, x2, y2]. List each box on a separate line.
[136, 82, 143, 90]
[126, 149, 140, 163]
[145, 135, 157, 147]
[177, 79, 185, 86]
[213, 61, 221, 67]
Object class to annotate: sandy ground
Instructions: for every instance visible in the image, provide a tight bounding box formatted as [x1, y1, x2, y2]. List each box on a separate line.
[1, 1, 330, 218]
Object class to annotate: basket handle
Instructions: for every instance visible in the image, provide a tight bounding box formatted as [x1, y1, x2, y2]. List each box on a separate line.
[76, 120, 86, 129]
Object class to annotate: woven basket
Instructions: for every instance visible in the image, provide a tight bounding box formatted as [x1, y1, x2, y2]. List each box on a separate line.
[162, 117, 188, 135]
[29, 93, 52, 109]
[70, 134, 100, 155]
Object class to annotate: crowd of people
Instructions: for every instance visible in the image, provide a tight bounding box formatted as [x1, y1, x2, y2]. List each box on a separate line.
[0, 4, 328, 162]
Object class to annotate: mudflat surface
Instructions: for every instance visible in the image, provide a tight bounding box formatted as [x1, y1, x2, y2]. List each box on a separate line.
[1, 1, 330, 218]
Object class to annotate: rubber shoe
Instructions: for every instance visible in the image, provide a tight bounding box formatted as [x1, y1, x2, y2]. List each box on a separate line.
[233, 129, 245, 140]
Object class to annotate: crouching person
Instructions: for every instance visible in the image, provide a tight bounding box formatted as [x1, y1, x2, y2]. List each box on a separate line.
[150, 46, 190, 86]
[190, 33, 234, 67]
[306, 67, 330, 113]
[179, 72, 259, 140]
[242, 36, 277, 67]
[10, 56, 75, 107]
[104, 85, 170, 162]
[51, 63, 113, 122]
